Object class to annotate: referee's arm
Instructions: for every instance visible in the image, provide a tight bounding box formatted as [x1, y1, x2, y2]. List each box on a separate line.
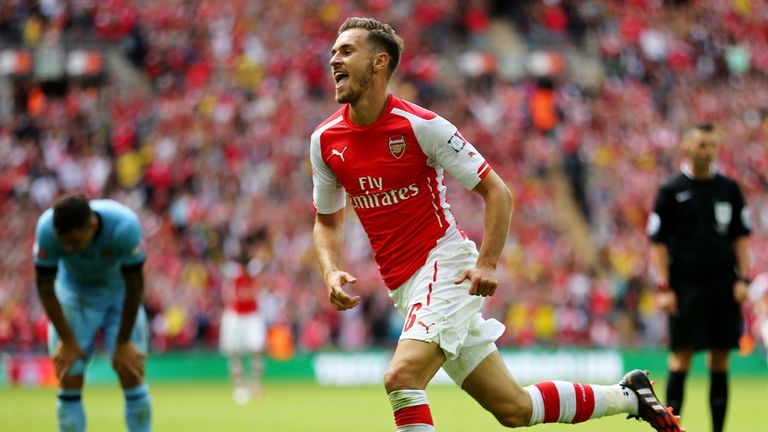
[733, 236, 750, 304]
[650, 243, 670, 289]
[647, 186, 675, 313]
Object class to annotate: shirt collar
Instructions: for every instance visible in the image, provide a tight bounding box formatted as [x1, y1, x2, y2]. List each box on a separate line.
[681, 161, 717, 180]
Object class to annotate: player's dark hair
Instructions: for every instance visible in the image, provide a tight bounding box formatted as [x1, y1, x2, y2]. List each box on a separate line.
[338, 17, 404, 77]
[53, 194, 92, 235]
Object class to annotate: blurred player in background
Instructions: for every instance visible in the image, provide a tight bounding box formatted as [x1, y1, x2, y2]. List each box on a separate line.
[219, 257, 266, 404]
[33, 194, 151, 432]
[312, 17, 681, 432]
[648, 124, 752, 432]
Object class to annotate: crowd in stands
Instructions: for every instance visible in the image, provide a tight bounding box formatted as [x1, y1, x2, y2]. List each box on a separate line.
[0, 0, 766, 357]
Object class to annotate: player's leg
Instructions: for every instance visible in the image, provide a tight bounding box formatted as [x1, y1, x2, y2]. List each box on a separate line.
[105, 306, 151, 432]
[384, 339, 445, 432]
[220, 310, 250, 403]
[666, 349, 693, 418]
[246, 312, 267, 399]
[248, 352, 263, 399]
[48, 302, 100, 432]
[56, 374, 86, 432]
[707, 349, 729, 432]
[229, 355, 249, 404]
[459, 350, 643, 427]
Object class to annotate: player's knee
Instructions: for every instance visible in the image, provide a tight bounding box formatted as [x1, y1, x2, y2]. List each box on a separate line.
[489, 394, 532, 428]
[383, 363, 419, 393]
[669, 351, 693, 371]
[59, 374, 84, 390]
[495, 408, 531, 428]
[117, 371, 144, 389]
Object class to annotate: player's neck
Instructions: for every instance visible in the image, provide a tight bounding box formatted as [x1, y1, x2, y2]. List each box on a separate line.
[348, 89, 390, 126]
[692, 167, 712, 180]
[691, 162, 714, 180]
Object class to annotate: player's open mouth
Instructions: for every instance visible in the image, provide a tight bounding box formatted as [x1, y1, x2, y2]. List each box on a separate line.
[334, 71, 349, 88]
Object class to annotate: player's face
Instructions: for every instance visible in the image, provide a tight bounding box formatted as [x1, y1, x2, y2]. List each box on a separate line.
[329, 28, 375, 104]
[686, 130, 719, 171]
[57, 224, 96, 252]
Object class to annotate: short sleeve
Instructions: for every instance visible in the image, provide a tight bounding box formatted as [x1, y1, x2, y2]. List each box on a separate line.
[118, 215, 145, 267]
[310, 131, 346, 214]
[729, 181, 751, 238]
[33, 209, 62, 269]
[413, 114, 491, 190]
[648, 185, 673, 243]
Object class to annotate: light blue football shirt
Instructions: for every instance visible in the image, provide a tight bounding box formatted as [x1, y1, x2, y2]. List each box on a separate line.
[34, 199, 145, 307]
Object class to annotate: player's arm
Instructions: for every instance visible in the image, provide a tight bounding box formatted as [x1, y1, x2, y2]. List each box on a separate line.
[647, 186, 675, 313]
[118, 263, 144, 344]
[112, 216, 147, 380]
[733, 236, 750, 304]
[34, 214, 86, 379]
[310, 130, 358, 311]
[649, 242, 676, 314]
[649, 243, 670, 289]
[35, 266, 85, 378]
[731, 182, 752, 304]
[455, 170, 513, 297]
[313, 209, 360, 310]
[419, 116, 512, 297]
[113, 262, 146, 380]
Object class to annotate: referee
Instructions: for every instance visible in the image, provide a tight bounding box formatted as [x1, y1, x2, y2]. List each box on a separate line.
[647, 124, 752, 432]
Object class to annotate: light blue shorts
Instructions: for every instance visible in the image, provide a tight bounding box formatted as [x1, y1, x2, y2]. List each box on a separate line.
[47, 301, 149, 376]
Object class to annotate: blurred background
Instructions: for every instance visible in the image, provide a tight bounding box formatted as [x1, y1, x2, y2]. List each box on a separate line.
[0, 0, 767, 394]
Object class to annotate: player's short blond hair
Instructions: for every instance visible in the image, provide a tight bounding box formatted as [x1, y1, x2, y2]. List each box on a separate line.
[338, 17, 404, 77]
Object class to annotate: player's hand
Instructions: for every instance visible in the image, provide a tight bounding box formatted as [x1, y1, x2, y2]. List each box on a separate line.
[733, 280, 749, 304]
[53, 341, 86, 380]
[324, 270, 361, 311]
[455, 265, 498, 297]
[112, 342, 146, 381]
[657, 291, 678, 315]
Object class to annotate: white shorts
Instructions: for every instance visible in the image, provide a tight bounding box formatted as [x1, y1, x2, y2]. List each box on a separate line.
[389, 233, 506, 386]
[219, 309, 266, 355]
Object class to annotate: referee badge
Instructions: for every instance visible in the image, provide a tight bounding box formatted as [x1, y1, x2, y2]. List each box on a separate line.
[714, 202, 732, 234]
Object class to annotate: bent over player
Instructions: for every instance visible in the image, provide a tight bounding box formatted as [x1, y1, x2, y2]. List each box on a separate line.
[34, 194, 151, 432]
[311, 17, 682, 432]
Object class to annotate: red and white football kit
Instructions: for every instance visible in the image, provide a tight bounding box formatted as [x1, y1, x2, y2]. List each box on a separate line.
[311, 94, 504, 384]
[220, 269, 266, 355]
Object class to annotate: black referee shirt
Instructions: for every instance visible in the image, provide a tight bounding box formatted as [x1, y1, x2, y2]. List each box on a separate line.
[647, 170, 751, 279]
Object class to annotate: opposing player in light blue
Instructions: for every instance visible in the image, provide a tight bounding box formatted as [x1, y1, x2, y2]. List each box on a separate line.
[34, 194, 151, 432]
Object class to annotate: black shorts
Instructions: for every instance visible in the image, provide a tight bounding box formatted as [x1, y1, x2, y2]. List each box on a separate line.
[668, 277, 742, 351]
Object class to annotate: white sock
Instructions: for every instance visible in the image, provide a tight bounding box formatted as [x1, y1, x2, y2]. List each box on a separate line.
[598, 384, 638, 416]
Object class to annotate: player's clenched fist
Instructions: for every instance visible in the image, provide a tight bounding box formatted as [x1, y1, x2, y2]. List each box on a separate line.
[324, 270, 361, 310]
[454, 266, 499, 297]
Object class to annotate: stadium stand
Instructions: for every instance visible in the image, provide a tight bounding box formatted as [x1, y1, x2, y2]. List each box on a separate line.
[0, 0, 765, 356]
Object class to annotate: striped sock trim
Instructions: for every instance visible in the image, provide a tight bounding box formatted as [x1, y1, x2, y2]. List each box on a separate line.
[394, 404, 433, 428]
[528, 381, 600, 424]
[123, 384, 149, 402]
[389, 389, 429, 412]
[525, 385, 545, 425]
[57, 389, 82, 402]
[389, 390, 433, 428]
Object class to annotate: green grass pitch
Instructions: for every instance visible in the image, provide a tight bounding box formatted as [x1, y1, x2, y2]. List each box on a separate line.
[1, 378, 766, 431]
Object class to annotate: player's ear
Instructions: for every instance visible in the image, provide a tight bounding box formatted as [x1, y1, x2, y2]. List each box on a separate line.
[373, 52, 389, 74]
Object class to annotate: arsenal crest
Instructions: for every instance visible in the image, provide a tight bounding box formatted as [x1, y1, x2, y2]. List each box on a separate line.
[388, 136, 406, 159]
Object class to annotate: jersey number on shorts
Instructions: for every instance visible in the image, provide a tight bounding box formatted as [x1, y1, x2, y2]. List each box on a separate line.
[404, 303, 423, 332]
